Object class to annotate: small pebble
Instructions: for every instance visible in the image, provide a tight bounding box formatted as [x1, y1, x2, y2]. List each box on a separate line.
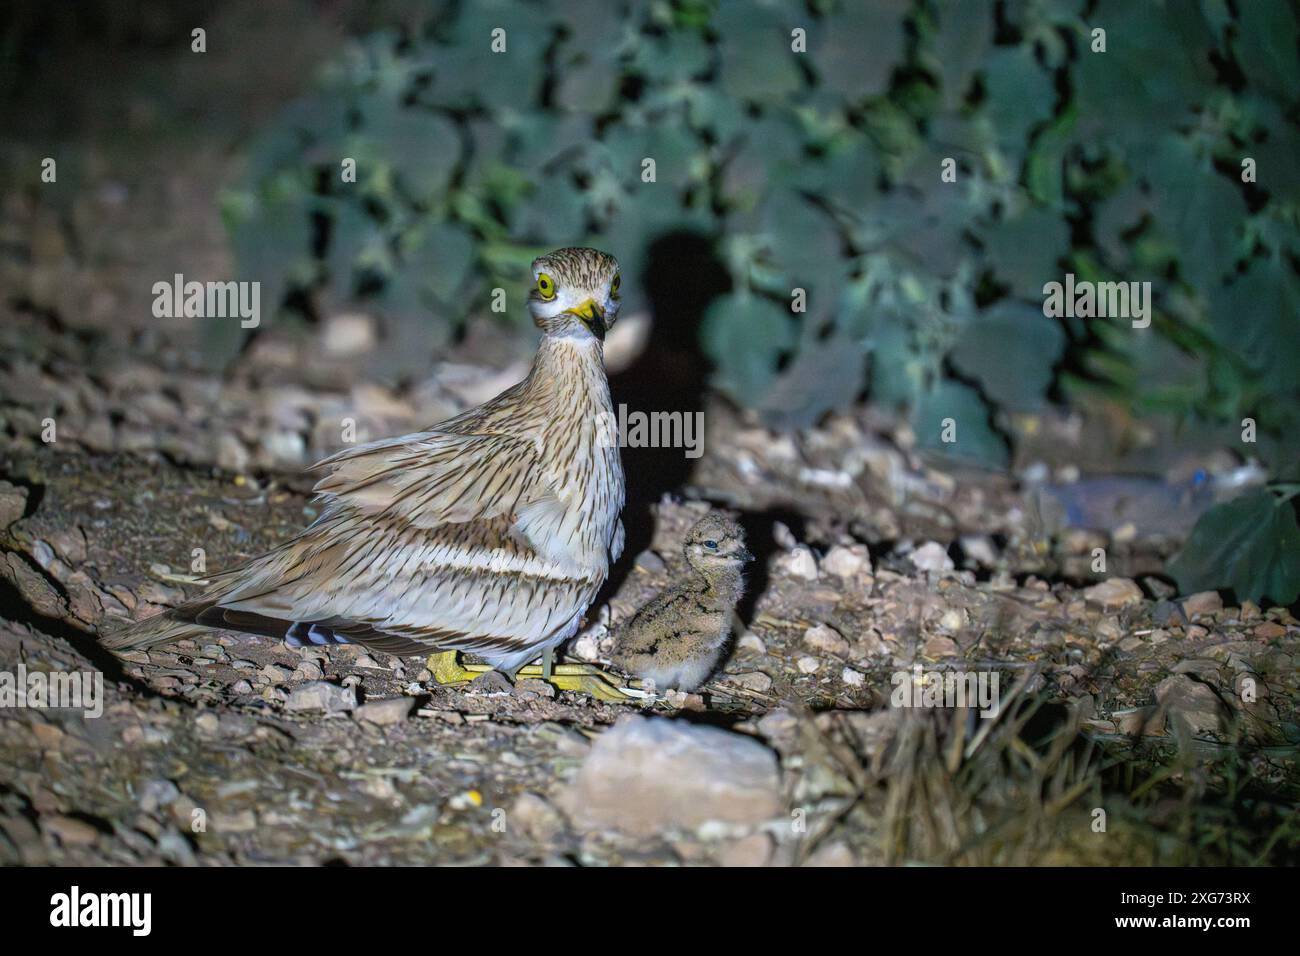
[731, 672, 773, 692]
[803, 623, 850, 657]
[193, 712, 219, 735]
[138, 779, 180, 813]
[821, 544, 872, 579]
[777, 547, 819, 581]
[910, 541, 954, 573]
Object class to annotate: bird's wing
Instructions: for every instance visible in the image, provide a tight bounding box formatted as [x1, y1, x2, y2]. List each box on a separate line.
[611, 587, 694, 658]
[144, 430, 595, 660]
[311, 429, 554, 529]
[206, 515, 600, 659]
[107, 429, 603, 661]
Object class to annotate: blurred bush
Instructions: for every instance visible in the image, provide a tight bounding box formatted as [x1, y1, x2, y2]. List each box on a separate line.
[224, 0, 1299, 473]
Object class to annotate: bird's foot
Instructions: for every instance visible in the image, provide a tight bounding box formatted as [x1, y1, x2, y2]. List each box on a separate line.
[515, 662, 642, 703]
[428, 651, 643, 703]
[428, 650, 494, 685]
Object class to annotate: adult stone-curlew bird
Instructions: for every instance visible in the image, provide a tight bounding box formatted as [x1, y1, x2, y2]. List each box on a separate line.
[107, 247, 631, 699]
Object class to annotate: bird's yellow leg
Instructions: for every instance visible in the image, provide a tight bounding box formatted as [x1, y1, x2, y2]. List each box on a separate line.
[514, 662, 642, 703]
[428, 650, 641, 703]
[428, 650, 493, 685]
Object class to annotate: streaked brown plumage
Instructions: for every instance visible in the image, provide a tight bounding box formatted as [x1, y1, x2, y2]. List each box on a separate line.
[107, 247, 626, 674]
[610, 511, 751, 691]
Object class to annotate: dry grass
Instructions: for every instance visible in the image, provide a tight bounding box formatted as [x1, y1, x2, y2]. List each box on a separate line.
[787, 670, 1300, 866]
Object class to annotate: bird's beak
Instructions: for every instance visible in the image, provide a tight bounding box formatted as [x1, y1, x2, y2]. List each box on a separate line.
[566, 299, 606, 340]
[737, 547, 755, 563]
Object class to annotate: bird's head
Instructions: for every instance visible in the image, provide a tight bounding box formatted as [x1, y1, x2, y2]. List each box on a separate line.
[528, 247, 621, 342]
[683, 512, 753, 574]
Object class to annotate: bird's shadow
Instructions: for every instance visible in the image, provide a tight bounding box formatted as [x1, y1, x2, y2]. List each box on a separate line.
[728, 506, 808, 625]
[598, 231, 729, 602]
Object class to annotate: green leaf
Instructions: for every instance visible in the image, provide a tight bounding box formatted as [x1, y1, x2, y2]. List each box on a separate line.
[324, 199, 386, 303]
[929, 0, 993, 108]
[1071, 0, 1215, 140]
[912, 380, 1008, 465]
[597, 122, 701, 192]
[701, 293, 797, 407]
[358, 97, 460, 202]
[714, 2, 802, 101]
[811, 1, 908, 101]
[371, 273, 450, 382]
[400, 221, 477, 303]
[951, 301, 1065, 411]
[1168, 490, 1300, 605]
[631, 28, 710, 86]
[506, 113, 594, 174]
[1024, 107, 1077, 209]
[758, 331, 868, 430]
[791, 129, 883, 215]
[220, 173, 316, 338]
[245, 93, 351, 183]
[719, 112, 807, 209]
[507, 171, 588, 242]
[1233, 2, 1300, 103]
[979, 205, 1071, 299]
[1209, 257, 1300, 399]
[1139, 135, 1247, 294]
[981, 46, 1055, 153]
[436, 0, 551, 108]
[756, 189, 844, 301]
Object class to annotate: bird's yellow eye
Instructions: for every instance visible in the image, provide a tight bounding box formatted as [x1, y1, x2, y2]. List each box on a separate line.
[536, 273, 556, 300]
[611, 273, 621, 295]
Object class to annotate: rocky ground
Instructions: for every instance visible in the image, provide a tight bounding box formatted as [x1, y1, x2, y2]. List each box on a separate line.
[2, 337, 1298, 864]
[2, 0, 1296, 865]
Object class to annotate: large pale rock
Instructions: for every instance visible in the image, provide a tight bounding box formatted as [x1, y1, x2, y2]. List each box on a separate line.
[284, 681, 356, 715]
[559, 716, 782, 836]
[909, 541, 953, 572]
[354, 696, 412, 726]
[821, 544, 872, 580]
[1181, 591, 1223, 620]
[1156, 675, 1230, 736]
[775, 546, 819, 581]
[1082, 577, 1143, 611]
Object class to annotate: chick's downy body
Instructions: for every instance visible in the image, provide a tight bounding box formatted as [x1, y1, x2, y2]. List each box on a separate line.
[611, 512, 751, 691]
[108, 248, 625, 675]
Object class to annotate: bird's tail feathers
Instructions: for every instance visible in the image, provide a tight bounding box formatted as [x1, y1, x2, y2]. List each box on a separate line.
[101, 607, 209, 653]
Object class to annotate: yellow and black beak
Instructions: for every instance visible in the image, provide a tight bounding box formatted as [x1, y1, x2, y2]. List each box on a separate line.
[566, 299, 606, 340]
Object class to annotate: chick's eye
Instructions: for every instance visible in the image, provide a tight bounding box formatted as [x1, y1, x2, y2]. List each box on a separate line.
[536, 273, 556, 299]
[704, 540, 718, 550]
[611, 273, 621, 294]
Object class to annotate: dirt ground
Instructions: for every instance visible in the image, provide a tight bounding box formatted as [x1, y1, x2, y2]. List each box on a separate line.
[2, 358, 1298, 865]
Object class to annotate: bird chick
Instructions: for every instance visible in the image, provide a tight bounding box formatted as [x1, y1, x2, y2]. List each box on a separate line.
[611, 511, 752, 692]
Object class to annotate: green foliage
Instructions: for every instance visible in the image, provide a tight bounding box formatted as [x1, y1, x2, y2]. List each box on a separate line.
[226, 0, 1300, 468]
[1168, 488, 1300, 606]
[700, 292, 796, 409]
